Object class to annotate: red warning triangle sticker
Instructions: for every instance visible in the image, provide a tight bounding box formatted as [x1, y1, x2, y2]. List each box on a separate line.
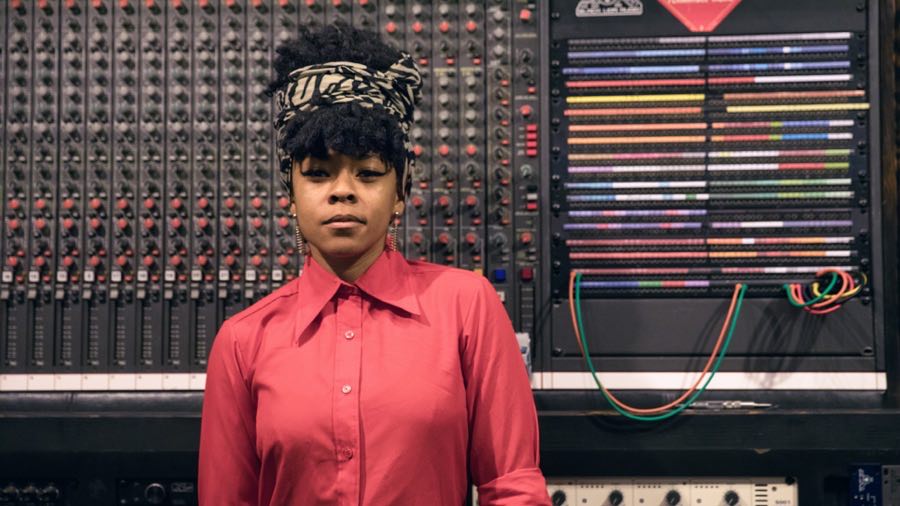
[658, 0, 743, 32]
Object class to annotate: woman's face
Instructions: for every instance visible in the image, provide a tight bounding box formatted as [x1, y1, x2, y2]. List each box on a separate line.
[289, 148, 404, 261]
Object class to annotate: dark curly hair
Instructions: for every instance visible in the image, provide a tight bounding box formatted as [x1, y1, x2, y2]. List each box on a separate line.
[263, 22, 412, 198]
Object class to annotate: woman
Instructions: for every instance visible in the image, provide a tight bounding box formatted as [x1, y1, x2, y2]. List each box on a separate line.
[198, 23, 550, 505]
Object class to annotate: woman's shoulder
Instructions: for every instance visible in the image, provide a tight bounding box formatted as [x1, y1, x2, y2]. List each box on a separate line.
[224, 277, 300, 332]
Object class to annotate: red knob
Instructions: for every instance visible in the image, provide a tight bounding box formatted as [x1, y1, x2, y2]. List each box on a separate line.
[438, 144, 450, 157]
[170, 255, 182, 266]
[143, 198, 155, 210]
[438, 21, 450, 33]
[198, 197, 210, 209]
[466, 20, 478, 33]
[225, 217, 236, 229]
[8, 219, 20, 230]
[170, 198, 183, 210]
[143, 218, 155, 230]
[197, 255, 208, 266]
[34, 257, 46, 267]
[90, 218, 102, 229]
[6, 257, 18, 267]
[385, 21, 397, 34]
[90, 198, 102, 210]
[9, 199, 20, 210]
[63, 256, 74, 267]
[520, 232, 533, 244]
[143, 255, 155, 267]
[278, 196, 291, 209]
[117, 218, 128, 230]
[438, 196, 451, 207]
[519, 105, 533, 118]
[411, 233, 423, 245]
[252, 218, 264, 229]
[278, 217, 290, 228]
[412, 145, 423, 157]
[169, 217, 182, 229]
[519, 7, 532, 22]
[35, 199, 47, 210]
[251, 255, 262, 266]
[224, 255, 236, 267]
[116, 255, 128, 267]
[411, 21, 423, 33]
[63, 218, 75, 229]
[89, 255, 101, 267]
[117, 198, 129, 210]
[197, 217, 209, 229]
[224, 197, 236, 209]
[465, 195, 478, 207]
[411, 196, 424, 208]
[438, 233, 451, 245]
[251, 197, 263, 209]
[35, 218, 47, 230]
[466, 144, 478, 156]
[465, 232, 478, 245]
[63, 198, 75, 210]
[278, 255, 290, 266]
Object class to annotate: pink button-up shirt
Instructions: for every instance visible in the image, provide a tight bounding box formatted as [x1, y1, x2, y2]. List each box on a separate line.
[199, 249, 550, 505]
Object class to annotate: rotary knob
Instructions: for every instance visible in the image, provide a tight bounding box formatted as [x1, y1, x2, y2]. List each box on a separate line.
[665, 490, 682, 505]
[144, 483, 166, 505]
[608, 490, 623, 506]
[724, 491, 739, 506]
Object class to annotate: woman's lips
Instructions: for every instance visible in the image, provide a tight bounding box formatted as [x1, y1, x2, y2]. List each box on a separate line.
[323, 221, 363, 229]
[323, 214, 365, 224]
[322, 215, 366, 230]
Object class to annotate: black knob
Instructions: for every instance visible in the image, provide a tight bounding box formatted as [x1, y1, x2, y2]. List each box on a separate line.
[1, 485, 19, 501]
[39, 485, 60, 501]
[19, 485, 38, 500]
[665, 490, 681, 505]
[550, 490, 567, 506]
[144, 483, 166, 504]
[724, 490, 740, 505]
[609, 490, 624, 505]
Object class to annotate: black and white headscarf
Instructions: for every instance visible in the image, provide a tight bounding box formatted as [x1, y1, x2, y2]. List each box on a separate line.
[273, 53, 423, 199]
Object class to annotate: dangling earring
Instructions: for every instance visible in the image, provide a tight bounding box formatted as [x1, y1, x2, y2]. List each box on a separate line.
[388, 212, 400, 252]
[291, 213, 308, 256]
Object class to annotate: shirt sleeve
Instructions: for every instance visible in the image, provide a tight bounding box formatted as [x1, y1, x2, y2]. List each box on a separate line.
[198, 320, 260, 505]
[461, 276, 552, 505]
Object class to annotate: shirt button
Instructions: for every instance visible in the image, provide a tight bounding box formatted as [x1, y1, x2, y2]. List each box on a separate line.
[341, 384, 352, 394]
[341, 448, 354, 460]
[344, 330, 355, 340]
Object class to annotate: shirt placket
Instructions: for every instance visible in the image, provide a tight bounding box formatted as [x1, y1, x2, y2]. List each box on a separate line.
[332, 286, 363, 505]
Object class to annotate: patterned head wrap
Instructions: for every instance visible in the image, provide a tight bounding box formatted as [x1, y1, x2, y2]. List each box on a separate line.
[273, 52, 423, 199]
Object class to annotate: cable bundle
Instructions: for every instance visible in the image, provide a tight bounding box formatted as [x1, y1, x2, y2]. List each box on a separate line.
[568, 271, 747, 421]
[568, 267, 865, 421]
[784, 267, 866, 315]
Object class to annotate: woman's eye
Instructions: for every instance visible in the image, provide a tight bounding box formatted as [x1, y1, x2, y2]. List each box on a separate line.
[358, 169, 385, 179]
[301, 169, 329, 178]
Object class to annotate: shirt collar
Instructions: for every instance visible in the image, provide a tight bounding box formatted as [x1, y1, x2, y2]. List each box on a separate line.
[293, 249, 422, 339]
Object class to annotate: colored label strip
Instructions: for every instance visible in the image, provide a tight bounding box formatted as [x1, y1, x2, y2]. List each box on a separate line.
[567, 93, 705, 104]
[725, 103, 869, 113]
[565, 107, 702, 116]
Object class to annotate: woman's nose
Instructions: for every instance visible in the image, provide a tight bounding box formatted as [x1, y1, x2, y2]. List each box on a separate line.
[328, 170, 357, 204]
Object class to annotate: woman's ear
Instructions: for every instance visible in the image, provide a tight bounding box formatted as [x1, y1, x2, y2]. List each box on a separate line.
[393, 199, 405, 216]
